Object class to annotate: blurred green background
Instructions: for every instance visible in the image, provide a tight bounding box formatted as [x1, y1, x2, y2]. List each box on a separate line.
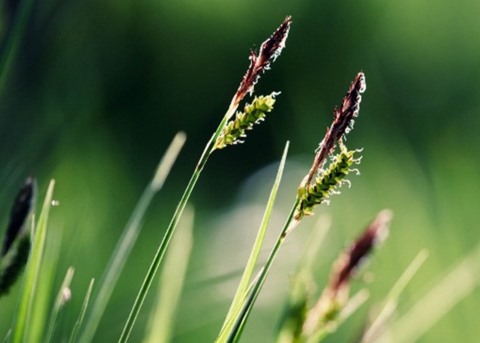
[1, 0, 480, 342]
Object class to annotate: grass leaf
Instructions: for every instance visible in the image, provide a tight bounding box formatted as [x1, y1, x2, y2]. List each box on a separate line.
[12, 179, 55, 343]
[69, 278, 95, 343]
[79, 132, 185, 343]
[44, 267, 75, 343]
[216, 141, 290, 342]
[144, 207, 194, 343]
[361, 249, 429, 342]
[375, 244, 480, 343]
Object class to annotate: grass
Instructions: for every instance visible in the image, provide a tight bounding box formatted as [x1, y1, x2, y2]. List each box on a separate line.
[0, 13, 479, 343]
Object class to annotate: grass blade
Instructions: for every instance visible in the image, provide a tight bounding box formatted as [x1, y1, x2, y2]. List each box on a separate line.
[79, 132, 186, 343]
[225, 201, 300, 343]
[69, 279, 95, 343]
[362, 250, 429, 342]
[45, 267, 75, 343]
[12, 179, 55, 343]
[217, 141, 289, 341]
[144, 207, 194, 343]
[374, 244, 480, 343]
[117, 106, 234, 343]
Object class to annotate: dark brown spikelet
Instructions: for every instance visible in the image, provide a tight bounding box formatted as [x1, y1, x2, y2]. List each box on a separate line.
[330, 209, 391, 295]
[233, 16, 292, 106]
[304, 72, 366, 187]
[1, 177, 36, 256]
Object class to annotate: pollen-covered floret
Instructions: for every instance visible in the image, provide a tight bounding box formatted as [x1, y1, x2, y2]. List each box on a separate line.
[214, 93, 278, 150]
[295, 147, 360, 220]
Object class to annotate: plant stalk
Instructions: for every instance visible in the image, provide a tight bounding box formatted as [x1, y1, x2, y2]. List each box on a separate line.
[118, 106, 235, 343]
[225, 198, 301, 343]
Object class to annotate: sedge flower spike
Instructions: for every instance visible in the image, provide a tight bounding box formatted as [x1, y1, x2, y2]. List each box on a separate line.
[1, 177, 36, 256]
[303, 72, 366, 188]
[329, 209, 391, 294]
[302, 210, 392, 337]
[0, 177, 37, 296]
[214, 93, 278, 150]
[232, 16, 292, 108]
[294, 72, 366, 221]
[295, 145, 361, 220]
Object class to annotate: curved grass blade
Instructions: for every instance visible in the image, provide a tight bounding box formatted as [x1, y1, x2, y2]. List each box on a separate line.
[79, 132, 186, 343]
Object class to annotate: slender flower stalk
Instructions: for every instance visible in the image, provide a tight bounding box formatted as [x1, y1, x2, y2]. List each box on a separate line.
[223, 72, 367, 342]
[118, 17, 292, 343]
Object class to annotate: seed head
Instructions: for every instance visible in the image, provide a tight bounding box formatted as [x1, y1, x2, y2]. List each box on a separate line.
[329, 209, 391, 295]
[214, 93, 278, 150]
[1, 177, 36, 257]
[295, 146, 360, 220]
[303, 72, 366, 187]
[233, 16, 292, 106]
[302, 210, 392, 336]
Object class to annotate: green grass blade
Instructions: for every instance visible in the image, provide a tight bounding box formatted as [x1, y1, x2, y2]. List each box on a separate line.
[117, 106, 234, 343]
[0, 0, 37, 92]
[27, 219, 63, 343]
[223, 199, 300, 343]
[78, 132, 185, 343]
[362, 250, 428, 342]
[45, 267, 75, 343]
[276, 216, 331, 343]
[375, 244, 480, 343]
[217, 141, 289, 341]
[69, 278, 95, 343]
[143, 207, 194, 343]
[12, 179, 55, 343]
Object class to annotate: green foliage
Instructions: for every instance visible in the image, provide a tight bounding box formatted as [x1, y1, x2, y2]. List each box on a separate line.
[0, 4, 479, 343]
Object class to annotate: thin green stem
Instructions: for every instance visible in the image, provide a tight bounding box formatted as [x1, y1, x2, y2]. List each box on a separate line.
[70, 279, 95, 343]
[118, 106, 235, 343]
[225, 198, 301, 343]
[45, 267, 75, 343]
[218, 142, 289, 339]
